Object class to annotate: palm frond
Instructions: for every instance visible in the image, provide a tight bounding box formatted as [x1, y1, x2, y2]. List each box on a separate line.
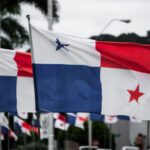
[0, 36, 13, 49]
[21, 0, 59, 22]
[1, 0, 21, 15]
[1, 17, 29, 48]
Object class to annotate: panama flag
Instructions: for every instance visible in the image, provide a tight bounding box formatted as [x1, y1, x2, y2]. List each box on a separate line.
[96, 42, 150, 120]
[67, 113, 89, 129]
[104, 115, 118, 124]
[31, 26, 101, 112]
[0, 114, 18, 140]
[54, 114, 70, 131]
[0, 48, 35, 112]
[31, 26, 150, 119]
[14, 116, 38, 135]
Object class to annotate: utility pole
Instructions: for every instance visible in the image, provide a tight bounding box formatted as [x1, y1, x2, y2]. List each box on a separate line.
[48, 0, 53, 30]
[48, 113, 54, 150]
[88, 116, 92, 150]
[147, 121, 150, 149]
[0, 124, 1, 150]
[47, 1, 54, 150]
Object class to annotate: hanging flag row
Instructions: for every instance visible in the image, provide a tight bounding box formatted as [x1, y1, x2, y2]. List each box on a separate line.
[0, 24, 150, 120]
[0, 113, 18, 140]
[0, 112, 143, 141]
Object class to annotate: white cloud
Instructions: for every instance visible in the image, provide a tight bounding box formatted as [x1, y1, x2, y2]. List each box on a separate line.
[54, 0, 150, 37]
[19, 0, 150, 39]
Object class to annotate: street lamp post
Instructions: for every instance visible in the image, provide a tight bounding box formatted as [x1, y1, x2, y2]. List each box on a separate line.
[99, 19, 131, 35]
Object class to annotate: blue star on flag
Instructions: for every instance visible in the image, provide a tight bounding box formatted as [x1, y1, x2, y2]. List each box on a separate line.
[55, 38, 69, 51]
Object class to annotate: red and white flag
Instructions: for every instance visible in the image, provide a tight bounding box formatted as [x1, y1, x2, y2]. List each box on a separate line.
[104, 115, 118, 124]
[76, 113, 89, 129]
[129, 116, 142, 123]
[0, 113, 18, 140]
[54, 114, 69, 131]
[14, 117, 38, 136]
[96, 42, 150, 120]
[18, 112, 28, 119]
[67, 113, 89, 129]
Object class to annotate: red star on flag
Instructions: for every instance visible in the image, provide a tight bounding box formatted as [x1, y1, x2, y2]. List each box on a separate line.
[127, 84, 144, 103]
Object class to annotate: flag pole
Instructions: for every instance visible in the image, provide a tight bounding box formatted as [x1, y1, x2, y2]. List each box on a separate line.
[109, 124, 112, 150]
[7, 113, 10, 150]
[0, 114, 2, 150]
[103, 122, 106, 150]
[26, 14, 42, 149]
[0, 123, 1, 150]
[32, 113, 36, 150]
[47, 0, 54, 150]
[48, 0, 53, 30]
[147, 121, 150, 149]
[0, 11, 1, 149]
[88, 116, 92, 150]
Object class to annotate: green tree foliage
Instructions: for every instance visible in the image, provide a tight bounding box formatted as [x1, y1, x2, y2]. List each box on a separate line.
[0, 0, 59, 49]
[56, 121, 116, 149]
[21, 0, 59, 22]
[91, 31, 150, 44]
[13, 132, 47, 150]
[1, 17, 29, 49]
[14, 143, 47, 150]
[1, 0, 28, 49]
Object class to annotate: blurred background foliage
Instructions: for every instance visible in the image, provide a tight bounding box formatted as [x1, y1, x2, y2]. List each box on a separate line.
[56, 121, 115, 150]
[0, 0, 59, 49]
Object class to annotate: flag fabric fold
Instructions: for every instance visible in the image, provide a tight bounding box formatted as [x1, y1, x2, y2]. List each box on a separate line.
[0, 113, 18, 140]
[31, 25, 150, 120]
[67, 113, 88, 129]
[96, 42, 150, 120]
[31, 25, 102, 113]
[0, 48, 35, 112]
[1, 26, 150, 120]
[54, 114, 70, 131]
[14, 116, 38, 136]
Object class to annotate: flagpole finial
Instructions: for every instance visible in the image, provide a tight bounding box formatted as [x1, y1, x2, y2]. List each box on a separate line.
[26, 15, 30, 21]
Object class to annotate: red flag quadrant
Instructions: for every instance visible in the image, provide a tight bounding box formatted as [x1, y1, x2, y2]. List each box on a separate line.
[14, 51, 33, 77]
[96, 42, 150, 120]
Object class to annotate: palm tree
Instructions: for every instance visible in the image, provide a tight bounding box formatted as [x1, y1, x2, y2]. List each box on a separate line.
[0, 0, 59, 49]
[1, 0, 29, 49]
[21, 0, 59, 22]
